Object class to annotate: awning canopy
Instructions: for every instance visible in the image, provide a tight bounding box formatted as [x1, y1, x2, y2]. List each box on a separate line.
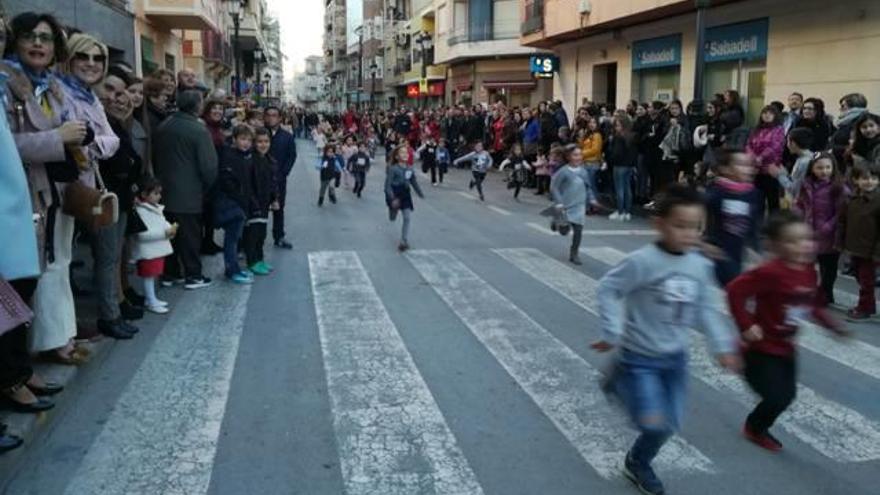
[482, 80, 537, 90]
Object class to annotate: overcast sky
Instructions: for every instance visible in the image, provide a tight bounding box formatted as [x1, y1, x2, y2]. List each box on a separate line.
[267, 0, 325, 80]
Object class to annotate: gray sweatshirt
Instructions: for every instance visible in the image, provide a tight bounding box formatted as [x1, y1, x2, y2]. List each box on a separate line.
[597, 243, 737, 357]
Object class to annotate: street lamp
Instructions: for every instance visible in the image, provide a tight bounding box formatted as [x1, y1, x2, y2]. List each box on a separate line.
[264, 73, 272, 98]
[414, 31, 432, 109]
[369, 61, 378, 110]
[692, 0, 711, 121]
[254, 48, 263, 102]
[229, 0, 242, 99]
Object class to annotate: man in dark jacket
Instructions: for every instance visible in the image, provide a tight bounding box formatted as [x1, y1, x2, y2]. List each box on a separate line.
[264, 105, 297, 249]
[152, 90, 218, 289]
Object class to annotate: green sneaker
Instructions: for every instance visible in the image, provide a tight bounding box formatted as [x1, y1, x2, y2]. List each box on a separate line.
[258, 261, 274, 272]
[249, 263, 270, 276]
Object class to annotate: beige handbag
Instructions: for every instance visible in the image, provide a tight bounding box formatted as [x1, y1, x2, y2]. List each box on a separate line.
[62, 165, 118, 231]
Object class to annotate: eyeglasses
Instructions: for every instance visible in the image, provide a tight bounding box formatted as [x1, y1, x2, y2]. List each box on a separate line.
[20, 31, 54, 45]
[72, 52, 107, 64]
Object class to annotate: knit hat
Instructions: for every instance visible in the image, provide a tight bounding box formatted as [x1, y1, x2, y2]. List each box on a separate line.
[65, 32, 109, 79]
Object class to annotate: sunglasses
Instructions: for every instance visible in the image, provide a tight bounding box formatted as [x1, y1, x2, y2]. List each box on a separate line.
[21, 31, 54, 44]
[73, 52, 107, 64]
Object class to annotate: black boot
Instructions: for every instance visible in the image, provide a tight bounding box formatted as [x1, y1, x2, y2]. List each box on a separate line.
[569, 249, 583, 266]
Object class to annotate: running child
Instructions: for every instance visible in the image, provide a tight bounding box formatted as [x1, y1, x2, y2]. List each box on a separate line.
[837, 163, 880, 320]
[385, 145, 425, 252]
[549, 146, 591, 264]
[347, 141, 372, 198]
[416, 133, 441, 186]
[243, 128, 279, 276]
[453, 141, 494, 201]
[795, 151, 847, 306]
[727, 211, 847, 451]
[592, 185, 740, 495]
[316, 144, 343, 206]
[499, 143, 532, 199]
[435, 138, 451, 185]
[533, 147, 551, 196]
[704, 149, 761, 286]
[340, 134, 358, 189]
[132, 176, 177, 314]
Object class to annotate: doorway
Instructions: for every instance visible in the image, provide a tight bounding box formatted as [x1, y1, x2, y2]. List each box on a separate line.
[704, 60, 766, 124]
[592, 63, 618, 106]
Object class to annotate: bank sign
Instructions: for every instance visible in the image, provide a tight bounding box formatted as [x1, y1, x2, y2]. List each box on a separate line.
[530, 55, 559, 79]
[632, 35, 682, 70]
[705, 18, 769, 63]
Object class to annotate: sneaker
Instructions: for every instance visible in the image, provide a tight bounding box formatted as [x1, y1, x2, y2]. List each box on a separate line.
[274, 239, 293, 250]
[479, 194, 485, 202]
[161, 277, 184, 288]
[397, 242, 410, 252]
[846, 308, 874, 321]
[257, 261, 274, 272]
[742, 423, 783, 452]
[228, 272, 254, 285]
[329, 192, 337, 204]
[249, 263, 271, 276]
[623, 213, 632, 222]
[623, 453, 665, 495]
[184, 277, 213, 290]
[469, 180, 474, 190]
[144, 302, 169, 315]
[609, 212, 621, 221]
[643, 201, 656, 211]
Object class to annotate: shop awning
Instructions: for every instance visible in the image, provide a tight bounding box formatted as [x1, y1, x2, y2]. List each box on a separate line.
[482, 80, 537, 90]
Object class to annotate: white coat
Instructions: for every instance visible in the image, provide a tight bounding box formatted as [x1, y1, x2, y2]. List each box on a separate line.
[132, 201, 174, 262]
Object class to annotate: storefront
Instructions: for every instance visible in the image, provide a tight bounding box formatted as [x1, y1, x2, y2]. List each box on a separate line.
[405, 81, 446, 107]
[703, 18, 769, 123]
[631, 34, 682, 103]
[449, 63, 475, 106]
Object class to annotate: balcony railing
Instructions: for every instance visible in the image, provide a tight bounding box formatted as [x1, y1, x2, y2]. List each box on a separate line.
[521, 0, 544, 35]
[143, 0, 218, 31]
[447, 21, 521, 46]
[202, 30, 232, 68]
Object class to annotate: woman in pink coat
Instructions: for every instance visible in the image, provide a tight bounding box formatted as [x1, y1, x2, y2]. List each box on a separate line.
[746, 105, 786, 213]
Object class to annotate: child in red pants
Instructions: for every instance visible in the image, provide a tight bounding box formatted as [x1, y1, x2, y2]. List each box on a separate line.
[838, 164, 880, 320]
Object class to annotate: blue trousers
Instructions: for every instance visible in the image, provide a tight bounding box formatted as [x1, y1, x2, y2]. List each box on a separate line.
[611, 349, 688, 468]
[222, 214, 245, 277]
[613, 166, 635, 214]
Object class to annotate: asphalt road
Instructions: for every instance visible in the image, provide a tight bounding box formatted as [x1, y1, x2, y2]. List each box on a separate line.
[2, 139, 879, 495]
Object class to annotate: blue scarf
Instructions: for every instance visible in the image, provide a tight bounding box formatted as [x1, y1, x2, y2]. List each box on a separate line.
[3, 55, 53, 100]
[58, 73, 96, 105]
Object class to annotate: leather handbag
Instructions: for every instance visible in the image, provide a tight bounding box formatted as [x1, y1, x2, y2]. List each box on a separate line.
[62, 165, 118, 231]
[0, 278, 34, 337]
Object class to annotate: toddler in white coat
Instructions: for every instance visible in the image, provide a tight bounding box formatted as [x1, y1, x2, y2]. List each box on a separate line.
[132, 177, 177, 314]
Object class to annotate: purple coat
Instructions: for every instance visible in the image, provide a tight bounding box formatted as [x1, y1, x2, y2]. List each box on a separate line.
[797, 178, 845, 254]
[746, 125, 785, 173]
[61, 79, 119, 187]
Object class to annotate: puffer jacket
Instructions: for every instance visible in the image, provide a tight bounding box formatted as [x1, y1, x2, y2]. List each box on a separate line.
[132, 200, 173, 262]
[797, 178, 846, 254]
[746, 125, 786, 173]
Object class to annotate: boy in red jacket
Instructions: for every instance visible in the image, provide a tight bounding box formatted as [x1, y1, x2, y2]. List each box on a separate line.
[727, 211, 848, 451]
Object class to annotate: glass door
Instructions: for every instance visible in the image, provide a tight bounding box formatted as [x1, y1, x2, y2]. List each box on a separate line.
[742, 67, 767, 126]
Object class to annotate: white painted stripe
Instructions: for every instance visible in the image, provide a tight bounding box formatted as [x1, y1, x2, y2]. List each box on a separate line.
[65, 271, 251, 495]
[456, 191, 477, 200]
[583, 229, 655, 236]
[497, 247, 880, 462]
[487, 205, 512, 216]
[590, 246, 880, 383]
[526, 222, 554, 236]
[407, 250, 714, 479]
[308, 251, 482, 495]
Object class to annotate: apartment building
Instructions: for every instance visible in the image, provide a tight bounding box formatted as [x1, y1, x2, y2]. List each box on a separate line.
[521, 0, 880, 122]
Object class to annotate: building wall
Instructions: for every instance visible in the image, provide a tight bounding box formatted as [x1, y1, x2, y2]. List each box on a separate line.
[550, 0, 880, 115]
[3, 0, 136, 66]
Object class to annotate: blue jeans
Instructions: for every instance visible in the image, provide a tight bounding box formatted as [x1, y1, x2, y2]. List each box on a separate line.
[222, 214, 245, 277]
[611, 349, 687, 467]
[584, 163, 601, 205]
[613, 166, 635, 214]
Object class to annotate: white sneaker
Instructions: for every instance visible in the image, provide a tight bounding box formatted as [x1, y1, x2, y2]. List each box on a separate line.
[145, 302, 169, 314]
[623, 213, 632, 221]
[609, 212, 621, 221]
[153, 299, 169, 307]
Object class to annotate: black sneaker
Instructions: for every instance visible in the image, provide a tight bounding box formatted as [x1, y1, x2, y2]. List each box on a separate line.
[184, 277, 213, 290]
[274, 239, 293, 250]
[317, 197, 324, 207]
[329, 192, 337, 204]
[623, 452, 665, 495]
[119, 301, 144, 321]
[161, 276, 185, 288]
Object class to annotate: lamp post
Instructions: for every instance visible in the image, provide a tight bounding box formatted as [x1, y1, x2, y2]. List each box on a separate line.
[692, 0, 711, 121]
[264, 73, 272, 98]
[369, 61, 378, 110]
[229, 0, 242, 99]
[254, 48, 263, 104]
[414, 31, 432, 109]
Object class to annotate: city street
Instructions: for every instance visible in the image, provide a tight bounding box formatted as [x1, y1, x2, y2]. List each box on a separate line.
[2, 140, 879, 495]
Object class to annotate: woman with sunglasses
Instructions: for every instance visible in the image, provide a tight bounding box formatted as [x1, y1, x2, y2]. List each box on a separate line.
[1, 12, 84, 414]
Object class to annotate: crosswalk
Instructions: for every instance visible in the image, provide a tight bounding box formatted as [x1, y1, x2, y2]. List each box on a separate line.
[60, 245, 880, 494]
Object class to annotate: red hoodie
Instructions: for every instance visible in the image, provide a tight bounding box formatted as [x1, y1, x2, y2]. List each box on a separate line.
[726, 258, 842, 357]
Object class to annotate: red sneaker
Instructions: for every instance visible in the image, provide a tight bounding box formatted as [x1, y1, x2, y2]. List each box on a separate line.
[743, 423, 783, 452]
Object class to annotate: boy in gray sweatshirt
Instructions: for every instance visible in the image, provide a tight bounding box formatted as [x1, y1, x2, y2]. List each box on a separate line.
[592, 185, 740, 495]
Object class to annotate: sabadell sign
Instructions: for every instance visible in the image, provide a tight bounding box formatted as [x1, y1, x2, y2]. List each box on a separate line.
[704, 18, 769, 63]
[632, 35, 682, 70]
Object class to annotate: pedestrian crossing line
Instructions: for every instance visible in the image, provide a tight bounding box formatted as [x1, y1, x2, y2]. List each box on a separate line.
[589, 246, 880, 383]
[495, 247, 880, 462]
[456, 191, 478, 201]
[487, 205, 512, 216]
[406, 250, 715, 479]
[308, 252, 483, 495]
[64, 276, 252, 495]
[527, 222, 655, 237]
[526, 222, 555, 236]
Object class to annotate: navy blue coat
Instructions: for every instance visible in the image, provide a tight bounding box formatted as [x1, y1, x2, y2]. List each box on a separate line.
[269, 126, 297, 180]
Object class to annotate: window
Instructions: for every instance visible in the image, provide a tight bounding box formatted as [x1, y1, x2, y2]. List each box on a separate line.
[165, 53, 176, 73]
[140, 36, 157, 76]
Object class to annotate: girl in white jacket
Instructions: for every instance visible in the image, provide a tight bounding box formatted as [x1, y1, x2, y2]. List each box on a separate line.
[132, 177, 177, 314]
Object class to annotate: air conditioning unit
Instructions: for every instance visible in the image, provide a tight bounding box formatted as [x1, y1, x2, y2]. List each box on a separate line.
[579, 0, 592, 15]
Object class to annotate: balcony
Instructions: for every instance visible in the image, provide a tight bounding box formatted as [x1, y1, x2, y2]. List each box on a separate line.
[447, 21, 520, 46]
[521, 0, 544, 35]
[202, 30, 232, 69]
[143, 0, 219, 31]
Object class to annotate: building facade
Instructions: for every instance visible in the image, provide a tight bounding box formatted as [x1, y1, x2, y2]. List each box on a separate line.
[4, 0, 136, 67]
[295, 55, 328, 111]
[522, 0, 880, 122]
[324, 0, 348, 112]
